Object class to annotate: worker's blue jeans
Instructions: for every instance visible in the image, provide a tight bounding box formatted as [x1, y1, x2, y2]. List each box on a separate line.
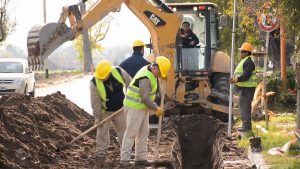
[238, 87, 255, 130]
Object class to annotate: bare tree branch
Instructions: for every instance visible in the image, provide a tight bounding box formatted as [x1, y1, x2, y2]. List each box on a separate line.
[0, 0, 14, 43]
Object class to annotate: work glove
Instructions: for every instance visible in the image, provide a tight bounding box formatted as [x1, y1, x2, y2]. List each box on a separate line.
[229, 77, 238, 84]
[155, 107, 164, 117]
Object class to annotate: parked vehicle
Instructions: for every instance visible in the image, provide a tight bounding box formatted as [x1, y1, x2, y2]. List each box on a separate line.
[0, 58, 35, 97]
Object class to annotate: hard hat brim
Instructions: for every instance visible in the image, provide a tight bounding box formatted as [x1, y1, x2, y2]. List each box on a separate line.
[95, 71, 111, 80]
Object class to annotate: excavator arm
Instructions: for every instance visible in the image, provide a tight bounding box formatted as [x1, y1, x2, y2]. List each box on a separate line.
[27, 0, 180, 71]
[27, 0, 180, 100]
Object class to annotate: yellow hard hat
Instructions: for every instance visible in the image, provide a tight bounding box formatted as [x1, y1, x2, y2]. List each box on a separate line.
[156, 56, 171, 78]
[240, 42, 253, 52]
[132, 40, 145, 48]
[95, 60, 112, 80]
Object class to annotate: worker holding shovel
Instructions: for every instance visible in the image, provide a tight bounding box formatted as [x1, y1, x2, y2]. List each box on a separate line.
[120, 56, 171, 167]
[90, 60, 131, 167]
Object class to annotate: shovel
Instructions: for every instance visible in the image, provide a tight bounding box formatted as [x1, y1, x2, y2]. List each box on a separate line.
[55, 108, 123, 152]
[249, 131, 262, 152]
[155, 79, 166, 160]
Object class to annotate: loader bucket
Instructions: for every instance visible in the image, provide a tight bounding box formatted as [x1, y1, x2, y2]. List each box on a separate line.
[27, 23, 74, 70]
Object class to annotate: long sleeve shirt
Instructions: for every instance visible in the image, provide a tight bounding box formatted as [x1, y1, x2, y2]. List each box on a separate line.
[138, 78, 159, 111]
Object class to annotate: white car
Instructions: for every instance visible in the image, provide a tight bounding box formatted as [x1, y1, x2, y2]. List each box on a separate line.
[0, 58, 35, 97]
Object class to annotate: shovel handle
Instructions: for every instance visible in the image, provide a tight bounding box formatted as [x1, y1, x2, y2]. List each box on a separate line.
[155, 79, 165, 160]
[57, 108, 123, 151]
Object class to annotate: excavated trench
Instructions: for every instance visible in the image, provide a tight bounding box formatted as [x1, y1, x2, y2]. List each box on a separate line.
[0, 93, 251, 169]
[171, 114, 226, 169]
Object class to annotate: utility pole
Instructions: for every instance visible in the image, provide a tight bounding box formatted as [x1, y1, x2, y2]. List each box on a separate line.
[228, 0, 237, 138]
[43, 0, 49, 78]
[262, 32, 270, 129]
[296, 63, 300, 129]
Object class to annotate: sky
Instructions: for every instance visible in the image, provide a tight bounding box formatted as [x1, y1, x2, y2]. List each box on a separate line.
[5, 0, 150, 53]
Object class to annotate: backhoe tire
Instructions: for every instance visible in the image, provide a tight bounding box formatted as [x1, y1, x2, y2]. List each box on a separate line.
[210, 72, 230, 122]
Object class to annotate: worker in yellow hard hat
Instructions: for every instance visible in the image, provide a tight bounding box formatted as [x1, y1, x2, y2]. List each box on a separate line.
[119, 40, 150, 78]
[90, 59, 132, 167]
[120, 56, 171, 167]
[230, 42, 257, 133]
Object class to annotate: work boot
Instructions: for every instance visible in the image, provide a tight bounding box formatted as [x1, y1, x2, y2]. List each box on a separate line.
[134, 160, 154, 166]
[237, 127, 251, 133]
[120, 160, 131, 167]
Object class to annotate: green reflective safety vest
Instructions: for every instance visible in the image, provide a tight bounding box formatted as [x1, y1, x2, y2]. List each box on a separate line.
[234, 55, 257, 87]
[123, 66, 157, 110]
[95, 67, 125, 112]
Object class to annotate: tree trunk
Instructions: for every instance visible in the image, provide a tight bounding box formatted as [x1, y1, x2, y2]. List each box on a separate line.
[80, 2, 93, 73]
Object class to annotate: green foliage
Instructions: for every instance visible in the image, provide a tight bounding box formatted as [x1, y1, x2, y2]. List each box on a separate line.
[74, 18, 109, 62]
[279, 0, 300, 48]
[267, 67, 297, 108]
[73, 0, 111, 62]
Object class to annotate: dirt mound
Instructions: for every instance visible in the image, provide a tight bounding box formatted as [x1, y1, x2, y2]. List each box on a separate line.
[0, 93, 179, 169]
[0, 92, 95, 169]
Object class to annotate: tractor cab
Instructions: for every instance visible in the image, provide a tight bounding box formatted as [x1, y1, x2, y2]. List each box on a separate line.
[168, 3, 220, 76]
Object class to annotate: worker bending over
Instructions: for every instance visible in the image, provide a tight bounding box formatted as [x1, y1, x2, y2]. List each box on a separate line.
[90, 60, 131, 167]
[120, 56, 171, 166]
[230, 43, 257, 133]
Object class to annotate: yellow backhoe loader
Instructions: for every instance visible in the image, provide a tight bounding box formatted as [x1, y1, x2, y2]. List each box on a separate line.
[26, 0, 239, 117]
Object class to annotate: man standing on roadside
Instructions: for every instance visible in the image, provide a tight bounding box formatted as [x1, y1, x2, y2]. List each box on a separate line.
[230, 42, 257, 133]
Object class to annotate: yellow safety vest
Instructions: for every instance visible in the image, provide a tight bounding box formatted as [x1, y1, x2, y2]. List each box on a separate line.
[95, 67, 125, 112]
[123, 66, 157, 110]
[234, 55, 257, 87]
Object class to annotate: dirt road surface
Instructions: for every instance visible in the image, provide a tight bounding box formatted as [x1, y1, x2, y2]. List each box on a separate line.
[36, 74, 93, 114]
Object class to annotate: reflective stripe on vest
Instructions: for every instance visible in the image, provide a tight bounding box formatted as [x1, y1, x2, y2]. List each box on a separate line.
[234, 55, 257, 87]
[95, 67, 125, 112]
[123, 66, 157, 110]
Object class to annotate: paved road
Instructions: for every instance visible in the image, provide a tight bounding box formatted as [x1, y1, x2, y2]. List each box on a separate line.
[36, 75, 93, 114]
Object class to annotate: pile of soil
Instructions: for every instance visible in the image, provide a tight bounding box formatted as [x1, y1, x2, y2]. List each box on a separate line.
[0, 93, 253, 169]
[0, 93, 178, 169]
[0, 92, 95, 169]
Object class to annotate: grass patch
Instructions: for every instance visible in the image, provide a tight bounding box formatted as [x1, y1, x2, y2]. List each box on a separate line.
[235, 115, 300, 168]
[263, 152, 300, 169]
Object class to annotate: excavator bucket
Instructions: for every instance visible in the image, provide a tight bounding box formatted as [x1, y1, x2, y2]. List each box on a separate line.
[27, 23, 75, 70]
